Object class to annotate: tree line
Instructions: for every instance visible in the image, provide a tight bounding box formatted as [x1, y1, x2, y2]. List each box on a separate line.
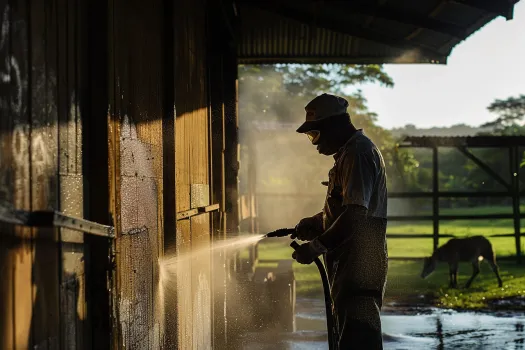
[238, 65, 525, 208]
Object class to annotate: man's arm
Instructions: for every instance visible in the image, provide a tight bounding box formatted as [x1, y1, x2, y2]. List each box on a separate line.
[292, 204, 367, 264]
[316, 205, 367, 251]
[292, 149, 377, 264]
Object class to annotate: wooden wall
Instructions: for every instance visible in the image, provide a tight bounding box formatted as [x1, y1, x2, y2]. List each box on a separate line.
[108, 0, 166, 348]
[0, 0, 89, 347]
[0, 0, 240, 349]
[173, 0, 213, 348]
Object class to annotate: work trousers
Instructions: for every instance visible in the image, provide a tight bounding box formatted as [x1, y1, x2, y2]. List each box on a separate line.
[325, 217, 388, 350]
[332, 297, 384, 350]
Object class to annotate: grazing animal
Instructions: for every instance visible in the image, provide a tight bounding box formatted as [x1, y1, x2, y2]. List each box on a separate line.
[421, 236, 503, 288]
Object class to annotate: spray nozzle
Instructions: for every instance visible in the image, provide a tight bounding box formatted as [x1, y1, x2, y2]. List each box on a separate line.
[264, 228, 295, 238]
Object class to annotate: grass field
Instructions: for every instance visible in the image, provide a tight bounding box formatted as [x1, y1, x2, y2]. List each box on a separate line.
[385, 260, 525, 310]
[247, 205, 525, 310]
[386, 205, 525, 257]
[250, 240, 525, 310]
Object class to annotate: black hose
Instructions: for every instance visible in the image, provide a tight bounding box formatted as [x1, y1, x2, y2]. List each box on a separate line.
[290, 240, 335, 350]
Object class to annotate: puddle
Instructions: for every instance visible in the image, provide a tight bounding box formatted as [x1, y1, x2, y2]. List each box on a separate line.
[383, 312, 525, 349]
[240, 298, 525, 349]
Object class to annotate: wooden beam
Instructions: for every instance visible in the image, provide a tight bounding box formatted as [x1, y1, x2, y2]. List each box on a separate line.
[255, 191, 525, 198]
[489, 232, 525, 238]
[400, 135, 525, 148]
[457, 146, 512, 191]
[386, 233, 456, 239]
[389, 213, 525, 221]
[198, 203, 220, 213]
[388, 191, 517, 198]
[176, 209, 200, 221]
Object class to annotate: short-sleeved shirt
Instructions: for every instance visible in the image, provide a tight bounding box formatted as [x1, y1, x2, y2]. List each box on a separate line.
[320, 130, 388, 331]
[322, 129, 387, 230]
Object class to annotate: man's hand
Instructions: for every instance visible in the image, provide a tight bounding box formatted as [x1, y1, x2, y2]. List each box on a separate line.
[291, 243, 319, 264]
[291, 238, 328, 265]
[292, 216, 322, 241]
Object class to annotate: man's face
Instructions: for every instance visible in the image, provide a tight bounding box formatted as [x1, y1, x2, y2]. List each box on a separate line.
[305, 123, 341, 156]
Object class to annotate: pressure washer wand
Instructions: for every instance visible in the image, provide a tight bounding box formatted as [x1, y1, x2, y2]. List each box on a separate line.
[264, 228, 296, 238]
[290, 240, 336, 350]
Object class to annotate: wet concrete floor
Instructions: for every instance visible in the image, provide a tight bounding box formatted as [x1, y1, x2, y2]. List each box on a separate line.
[240, 298, 525, 349]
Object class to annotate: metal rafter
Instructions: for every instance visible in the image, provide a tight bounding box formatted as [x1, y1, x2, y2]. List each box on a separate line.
[334, 2, 467, 38]
[450, 0, 515, 20]
[243, 1, 448, 63]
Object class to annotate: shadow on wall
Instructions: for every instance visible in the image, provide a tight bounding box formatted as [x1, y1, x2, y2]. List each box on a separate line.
[0, 229, 88, 349]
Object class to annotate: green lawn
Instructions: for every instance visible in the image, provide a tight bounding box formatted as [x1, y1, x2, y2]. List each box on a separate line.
[253, 205, 523, 259]
[387, 205, 525, 257]
[246, 205, 525, 310]
[386, 260, 525, 310]
[249, 241, 525, 310]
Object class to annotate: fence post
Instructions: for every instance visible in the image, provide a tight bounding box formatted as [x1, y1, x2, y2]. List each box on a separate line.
[432, 146, 439, 252]
[510, 146, 522, 263]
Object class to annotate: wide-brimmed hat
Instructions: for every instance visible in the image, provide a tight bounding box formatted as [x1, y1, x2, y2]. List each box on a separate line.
[296, 93, 349, 133]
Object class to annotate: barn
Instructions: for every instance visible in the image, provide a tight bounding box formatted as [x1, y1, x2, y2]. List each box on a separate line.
[0, 0, 520, 348]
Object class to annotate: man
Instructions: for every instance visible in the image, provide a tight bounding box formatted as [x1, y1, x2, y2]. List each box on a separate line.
[291, 93, 388, 350]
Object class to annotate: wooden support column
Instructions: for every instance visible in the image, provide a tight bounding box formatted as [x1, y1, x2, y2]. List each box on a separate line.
[432, 146, 439, 252]
[83, 0, 112, 347]
[510, 146, 522, 263]
[223, 48, 239, 237]
[209, 54, 227, 241]
[208, 26, 228, 350]
[162, 0, 177, 347]
[207, 0, 234, 346]
[246, 138, 258, 267]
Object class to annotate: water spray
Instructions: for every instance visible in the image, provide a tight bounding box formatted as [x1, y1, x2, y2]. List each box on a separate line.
[265, 228, 336, 350]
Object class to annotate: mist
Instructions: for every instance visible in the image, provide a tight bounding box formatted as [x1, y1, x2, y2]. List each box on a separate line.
[238, 67, 336, 233]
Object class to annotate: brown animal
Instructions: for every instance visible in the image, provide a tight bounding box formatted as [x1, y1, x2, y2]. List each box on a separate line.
[421, 236, 503, 288]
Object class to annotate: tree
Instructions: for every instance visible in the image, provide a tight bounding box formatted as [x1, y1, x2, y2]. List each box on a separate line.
[478, 94, 525, 183]
[238, 64, 409, 197]
[276, 64, 393, 100]
[238, 64, 393, 124]
[481, 95, 525, 135]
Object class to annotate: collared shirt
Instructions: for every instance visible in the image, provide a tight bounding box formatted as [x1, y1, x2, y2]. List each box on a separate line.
[322, 129, 387, 230]
[320, 129, 388, 332]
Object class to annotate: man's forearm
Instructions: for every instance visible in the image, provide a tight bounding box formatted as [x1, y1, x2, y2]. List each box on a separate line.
[316, 205, 367, 251]
[312, 211, 324, 231]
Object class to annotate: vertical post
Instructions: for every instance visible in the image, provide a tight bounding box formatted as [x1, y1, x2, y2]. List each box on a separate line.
[432, 146, 439, 252]
[246, 139, 258, 268]
[207, 1, 232, 346]
[83, 0, 112, 347]
[209, 56, 227, 240]
[162, 0, 177, 347]
[510, 146, 522, 263]
[208, 31, 228, 350]
[223, 48, 239, 238]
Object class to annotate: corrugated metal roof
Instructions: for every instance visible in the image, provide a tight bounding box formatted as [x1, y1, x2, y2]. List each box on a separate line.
[236, 0, 520, 64]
